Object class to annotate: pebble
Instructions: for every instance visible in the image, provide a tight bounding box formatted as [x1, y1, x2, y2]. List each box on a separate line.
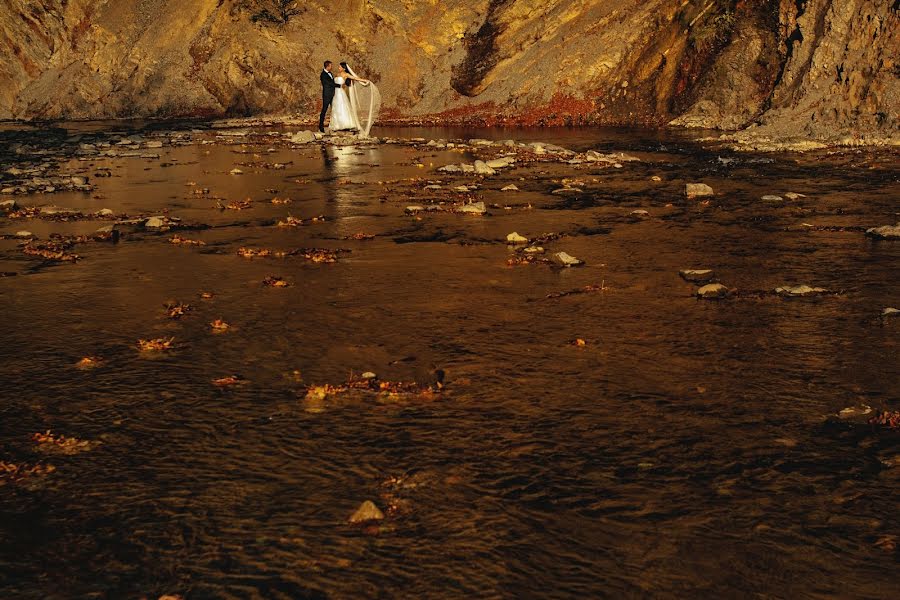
[97, 209, 115, 217]
[229, 168, 243, 175]
[501, 184, 519, 192]
[630, 209, 650, 218]
[145, 140, 164, 148]
[685, 183, 714, 198]
[680, 269, 715, 283]
[784, 192, 805, 200]
[405, 205, 425, 214]
[761, 195, 784, 202]
[651, 176, 662, 182]
[696, 283, 728, 298]
[290, 131, 316, 144]
[14, 231, 33, 238]
[349, 500, 385, 524]
[551, 252, 584, 267]
[361, 371, 377, 380]
[523, 246, 544, 254]
[882, 308, 899, 318]
[506, 232, 528, 244]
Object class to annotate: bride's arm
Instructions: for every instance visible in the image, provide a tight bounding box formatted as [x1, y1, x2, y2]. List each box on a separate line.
[345, 74, 371, 85]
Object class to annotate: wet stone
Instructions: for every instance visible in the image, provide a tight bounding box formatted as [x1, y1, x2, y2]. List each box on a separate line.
[697, 283, 728, 298]
[474, 160, 496, 176]
[761, 195, 784, 202]
[458, 202, 486, 215]
[686, 183, 714, 198]
[866, 225, 900, 240]
[680, 269, 715, 283]
[0, 199, 17, 212]
[501, 184, 519, 192]
[551, 252, 584, 267]
[349, 500, 385, 524]
[774, 285, 829, 297]
[882, 308, 899, 318]
[507, 232, 528, 244]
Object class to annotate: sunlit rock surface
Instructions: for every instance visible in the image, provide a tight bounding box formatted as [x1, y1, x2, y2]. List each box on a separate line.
[0, 0, 897, 145]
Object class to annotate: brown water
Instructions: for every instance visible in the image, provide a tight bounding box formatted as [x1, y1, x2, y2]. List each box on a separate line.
[1, 123, 899, 599]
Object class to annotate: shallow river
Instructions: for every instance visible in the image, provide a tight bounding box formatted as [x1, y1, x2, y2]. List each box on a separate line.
[0, 123, 898, 599]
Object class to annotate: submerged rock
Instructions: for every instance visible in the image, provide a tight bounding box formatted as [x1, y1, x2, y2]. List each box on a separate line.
[551, 252, 584, 267]
[696, 283, 728, 298]
[774, 285, 829, 297]
[866, 225, 900, 240]
[349, 500, 385, 524]
[680, 269, 715, 283]
[686, 183, 714, 198]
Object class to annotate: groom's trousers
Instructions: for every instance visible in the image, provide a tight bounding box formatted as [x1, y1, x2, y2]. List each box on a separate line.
[319, 95, 334, 131]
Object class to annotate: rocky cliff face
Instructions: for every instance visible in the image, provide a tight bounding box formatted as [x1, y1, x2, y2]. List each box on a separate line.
[0, 0, 897, 144]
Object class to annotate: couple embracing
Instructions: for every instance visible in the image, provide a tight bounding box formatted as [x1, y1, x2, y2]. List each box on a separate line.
[319, 60, 381, 138]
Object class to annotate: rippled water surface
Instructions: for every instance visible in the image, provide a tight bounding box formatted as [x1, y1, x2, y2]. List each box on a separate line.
[1, 123, 899, 599]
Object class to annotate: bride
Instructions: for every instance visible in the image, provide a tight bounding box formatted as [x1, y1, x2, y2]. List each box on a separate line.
[329, 62, 381, 138]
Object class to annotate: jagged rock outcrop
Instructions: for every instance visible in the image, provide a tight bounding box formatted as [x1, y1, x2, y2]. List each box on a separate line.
[0, 0, 896, 145]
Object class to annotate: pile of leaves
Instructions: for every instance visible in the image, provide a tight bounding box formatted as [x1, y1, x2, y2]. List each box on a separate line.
[32, 430, 97, 455]
[165, 302, 193, 319]
[0, 460, 55, 485]
[138, 338, 175, 352]
[869, 411, 900, 430]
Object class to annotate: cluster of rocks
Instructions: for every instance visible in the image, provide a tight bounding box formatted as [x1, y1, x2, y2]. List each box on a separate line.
[1, 168, 91, 195]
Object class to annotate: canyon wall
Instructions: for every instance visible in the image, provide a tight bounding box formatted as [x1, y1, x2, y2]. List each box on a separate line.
[0, 0, 897, 143]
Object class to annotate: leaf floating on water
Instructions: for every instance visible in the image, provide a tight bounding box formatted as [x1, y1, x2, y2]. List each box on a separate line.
[343, 233, 376, 241]
[277, 215, 326, 227]
[213, 375, 246, 387]
[0, 460, 55, 485]
[199, 291, 214, 299]
[869, 411, 900, 430]
[210, 319, 230, 332]
[263, 275, 291, 287]
[218, 197, 253, 211]
[271, 197, 292, 205]
[164, 302, 193, 319]
[32, 430, 98, 455]
[571, 338, 587, 347]
[138, 337, 175, 352]
[169, 235, 206, 246]
[75, 356, 102, 369]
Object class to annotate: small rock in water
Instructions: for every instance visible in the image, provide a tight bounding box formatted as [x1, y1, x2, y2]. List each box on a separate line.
[551, 252, 584, 267]
[696, 283, 729, 298]
[680, 269, 715, 283]
[506, 232, 528, 244]
[361, 372, 377, 380]
[349, 500, 385, 524]
[405, 205, 425, 214]
[837, 405, 873, 422]
[784, 192, 805, 200]
[485, 156, 515, 169]
[882, 308, 899, 318]
[630, 209, 650, 218]
[501, 184, 519, 192]
[290, 130, 316, 144]
[144, 216, 167, 228]
[761, 195, 784, 202]
[685, 183, 714, 198]
[458, 202, 486, 215]
[1, 199, 19, 211]
[145, 140, 164, 149]
[97, 208, 115, 217]
[866, 225, 900, 240]
[229, 168, 243, 175]
[473, 160, 496, 176]
[14, 231, 33, 238]
[523, 246, 544, 254]
[774, 285, 828, 297]
[651, 176, 662, 182]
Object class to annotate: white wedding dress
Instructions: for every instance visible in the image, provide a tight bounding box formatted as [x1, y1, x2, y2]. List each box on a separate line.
[329, 67, 381, 138]
[329, 78, 360, 132]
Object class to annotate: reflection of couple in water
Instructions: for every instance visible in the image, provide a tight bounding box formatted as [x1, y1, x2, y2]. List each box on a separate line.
[318, 60, 381, 138]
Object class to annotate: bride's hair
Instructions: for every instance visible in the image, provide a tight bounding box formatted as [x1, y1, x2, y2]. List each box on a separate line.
[340, 62, 352, 86]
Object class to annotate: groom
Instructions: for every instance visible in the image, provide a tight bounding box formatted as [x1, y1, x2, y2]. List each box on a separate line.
[319, 60, 342, 133]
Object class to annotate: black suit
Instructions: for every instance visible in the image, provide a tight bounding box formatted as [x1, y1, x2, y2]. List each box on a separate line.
[319, 70, 341, 131]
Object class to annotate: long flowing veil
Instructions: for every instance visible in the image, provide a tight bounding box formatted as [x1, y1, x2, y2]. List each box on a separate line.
[346, 65, 381, 139]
